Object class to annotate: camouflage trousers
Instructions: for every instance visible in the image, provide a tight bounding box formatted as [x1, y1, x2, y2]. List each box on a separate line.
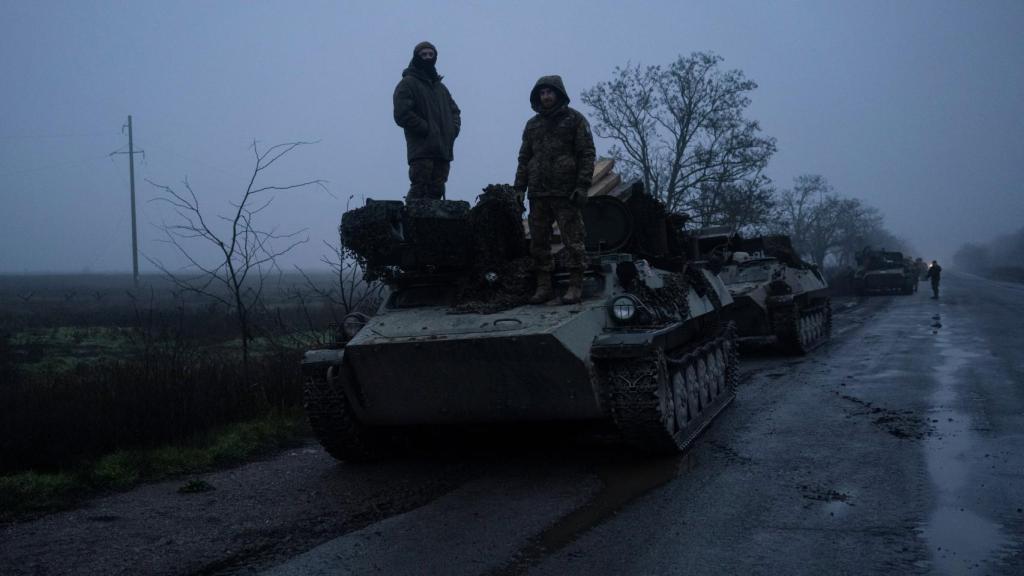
[528, 197, 586, 273]
[407, 159, 450, 200]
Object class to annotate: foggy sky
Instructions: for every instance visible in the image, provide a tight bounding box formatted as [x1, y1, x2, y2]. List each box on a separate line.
[2, 0, 1022, 273]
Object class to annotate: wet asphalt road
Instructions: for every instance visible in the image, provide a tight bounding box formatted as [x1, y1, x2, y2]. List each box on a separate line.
[264, 272, 1023, 576]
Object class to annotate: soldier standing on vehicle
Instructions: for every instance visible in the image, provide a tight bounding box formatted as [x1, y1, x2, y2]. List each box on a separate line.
[514, 75, 596, 304]
[393, 41, 461, 200]
[926, 260, 942, 299]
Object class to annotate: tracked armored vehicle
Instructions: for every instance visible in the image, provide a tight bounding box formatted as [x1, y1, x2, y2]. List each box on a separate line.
[701, 232, 831, 354]
[302, 184, 737, 460]
[853, 248, 916, 295]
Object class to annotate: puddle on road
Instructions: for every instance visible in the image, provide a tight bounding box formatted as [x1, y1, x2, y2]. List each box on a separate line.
[486, 452, 695, 576]
[921, 313, 1015, 574]
[921, 507, 1012, 575]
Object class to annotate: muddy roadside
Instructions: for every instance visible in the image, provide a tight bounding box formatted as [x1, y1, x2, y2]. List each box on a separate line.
[0, 444, 470, 576]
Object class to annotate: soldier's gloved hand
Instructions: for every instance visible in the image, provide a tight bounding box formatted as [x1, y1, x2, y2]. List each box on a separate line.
[513, 187, 526, 208]
[570, 188, 588, 208]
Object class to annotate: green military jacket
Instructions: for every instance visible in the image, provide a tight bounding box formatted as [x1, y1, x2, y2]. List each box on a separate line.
[393, 67, 461, 163]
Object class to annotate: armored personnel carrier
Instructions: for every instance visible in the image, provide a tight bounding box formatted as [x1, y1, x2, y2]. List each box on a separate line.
[702, 233, 831, 354]
[302, 184, 737, 460]
[853, 248, 916, 295]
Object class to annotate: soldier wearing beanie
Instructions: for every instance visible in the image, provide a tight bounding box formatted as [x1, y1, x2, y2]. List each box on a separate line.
[393, 41, 461, 200]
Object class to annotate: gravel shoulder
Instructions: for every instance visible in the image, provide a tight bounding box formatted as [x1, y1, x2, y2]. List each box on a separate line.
[0, 445, 470, 576]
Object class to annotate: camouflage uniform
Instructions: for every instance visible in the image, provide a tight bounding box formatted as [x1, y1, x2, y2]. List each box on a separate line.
[393, 41, 461, 200]
[514, 75, 596, 275]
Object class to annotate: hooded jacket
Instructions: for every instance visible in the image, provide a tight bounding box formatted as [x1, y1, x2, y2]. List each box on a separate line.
[514, 75, 596, 199]
[393, 45, 461, 163]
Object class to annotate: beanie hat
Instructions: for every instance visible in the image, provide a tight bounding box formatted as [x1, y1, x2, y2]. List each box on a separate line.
[413, 41, 437, 58]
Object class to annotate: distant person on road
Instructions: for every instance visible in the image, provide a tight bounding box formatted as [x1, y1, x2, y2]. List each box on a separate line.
[393, 41, 461, 200]
[926, 260, 942, 299]
[514, 75, 596, 305]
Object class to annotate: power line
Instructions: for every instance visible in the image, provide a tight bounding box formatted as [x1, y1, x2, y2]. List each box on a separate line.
[0, 131, 116, 141]
[0, 156, 109, 179]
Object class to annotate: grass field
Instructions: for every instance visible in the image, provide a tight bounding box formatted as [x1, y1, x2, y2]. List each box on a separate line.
[0, 271, 346, 516]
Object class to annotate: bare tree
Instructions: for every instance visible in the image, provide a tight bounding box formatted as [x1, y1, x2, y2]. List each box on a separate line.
[146, 140, 325, 384]
[582, 52, 776, 217]
[690, 171, 776, 232]
[833, 209, 912, 268]
[953, 243, 992, 275]
[292, 194, 385, 336]
[775, 175, 849, 267]
[775, 174, 907, 268]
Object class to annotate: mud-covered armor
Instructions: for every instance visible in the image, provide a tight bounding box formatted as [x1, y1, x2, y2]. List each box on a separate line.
[707, 233, 832, 354]
[853, 248, 917, 295]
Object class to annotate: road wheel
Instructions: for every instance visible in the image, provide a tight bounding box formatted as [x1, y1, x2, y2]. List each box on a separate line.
[599, 324, 738, 455]
[304, 365, 388, 462]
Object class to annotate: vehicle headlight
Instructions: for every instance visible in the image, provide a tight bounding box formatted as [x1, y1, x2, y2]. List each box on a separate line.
[342, 312, 369, 339]
[609, 296, 639, 323]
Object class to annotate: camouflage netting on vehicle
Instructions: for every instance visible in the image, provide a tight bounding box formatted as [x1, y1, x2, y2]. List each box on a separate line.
[468, 184, 527, 272]
[402, 199, 472, 269]
[339, 200, 405, 268]
[629, 264, 722, 324]
[449, 256, 535, 314]
[629, 271, 688, 324]
[449, 184, 533, 314]
[340, 198, 474, 277]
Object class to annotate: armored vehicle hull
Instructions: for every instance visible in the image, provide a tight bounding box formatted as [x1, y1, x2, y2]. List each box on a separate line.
[303, 186, 738, 460]
[721, 259, 831, 354]
[853, 249, 916, 295]
[710, 235, 831, 354]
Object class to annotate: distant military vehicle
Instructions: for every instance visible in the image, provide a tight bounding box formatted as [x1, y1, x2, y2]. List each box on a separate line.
[853, 248, 917, 295]
[301, 184, 738, 460]
[694, 231, 831, 354]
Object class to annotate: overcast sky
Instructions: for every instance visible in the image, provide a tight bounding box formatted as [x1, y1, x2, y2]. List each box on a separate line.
[2, 0, 1022, 273]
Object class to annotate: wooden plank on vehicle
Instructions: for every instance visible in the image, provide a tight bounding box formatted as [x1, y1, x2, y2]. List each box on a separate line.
[588, 172, 621, 197]
[592, 158, 614, 183]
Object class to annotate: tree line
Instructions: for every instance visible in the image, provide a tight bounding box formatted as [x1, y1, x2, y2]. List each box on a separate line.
[582, 51, 911, 269]
[954, 228, 1024, 282]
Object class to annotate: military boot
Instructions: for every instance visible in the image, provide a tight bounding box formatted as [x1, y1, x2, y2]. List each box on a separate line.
[529, 272, 554, 304]
[561, 270, 584, 304]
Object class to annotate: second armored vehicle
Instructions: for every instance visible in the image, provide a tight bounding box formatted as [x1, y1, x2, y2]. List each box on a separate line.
[302, 184, 738, 460]
[698, 232, 831, 354]
[853, 248, 917, 295]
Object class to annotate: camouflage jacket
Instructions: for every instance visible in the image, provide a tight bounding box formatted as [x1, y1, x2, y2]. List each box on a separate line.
[514, 75, 596, 199]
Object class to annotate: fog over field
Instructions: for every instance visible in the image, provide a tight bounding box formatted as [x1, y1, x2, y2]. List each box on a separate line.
[2, 0, 1022, 273]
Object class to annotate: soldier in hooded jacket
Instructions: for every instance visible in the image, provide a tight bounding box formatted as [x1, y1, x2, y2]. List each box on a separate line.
[393, 41, 461, 200]
[514, 75, 596, 304]
[926, 260, 942, 299]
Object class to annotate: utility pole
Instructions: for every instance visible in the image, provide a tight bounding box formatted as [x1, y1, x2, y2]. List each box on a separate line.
[111, 116, 144, 287]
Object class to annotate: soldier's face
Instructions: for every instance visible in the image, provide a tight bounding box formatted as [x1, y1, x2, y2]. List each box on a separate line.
[418, 48, 436, 62]
[539, 87, 558, 109]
